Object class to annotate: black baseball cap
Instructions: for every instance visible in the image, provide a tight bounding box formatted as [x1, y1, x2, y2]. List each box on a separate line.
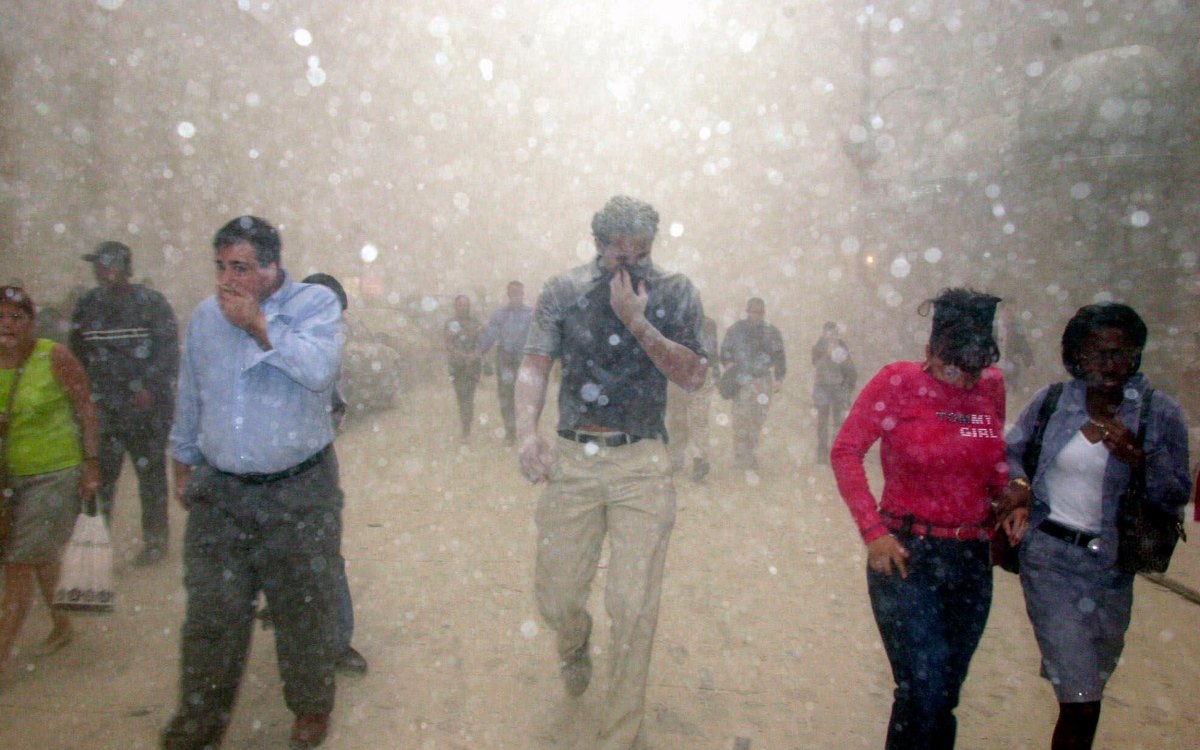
[82, 241, 132, 272]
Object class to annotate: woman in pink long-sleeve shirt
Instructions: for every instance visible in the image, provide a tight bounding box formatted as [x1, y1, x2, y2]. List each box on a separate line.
[830, 288, 1019, 750]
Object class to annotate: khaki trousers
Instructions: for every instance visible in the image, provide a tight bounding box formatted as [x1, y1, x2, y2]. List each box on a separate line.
[535, 436, 676, 750]
[732, 374, 774, 468]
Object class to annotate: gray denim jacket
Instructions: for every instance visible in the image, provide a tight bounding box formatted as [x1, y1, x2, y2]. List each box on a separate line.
[1005, 374, 1190, 570]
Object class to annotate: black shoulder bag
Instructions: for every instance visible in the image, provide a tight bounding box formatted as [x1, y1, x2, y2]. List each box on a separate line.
[1117, 389, 1186, 574]
[994, 382, 1063, 573]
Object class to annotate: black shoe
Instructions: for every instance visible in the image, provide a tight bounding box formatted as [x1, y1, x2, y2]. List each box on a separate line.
[336, 645, 368, 675]
[691, 458, 710, 483]
[133, 545, 166, 567]
[161, 712, 225, 750]
[559, 641, 592, 697]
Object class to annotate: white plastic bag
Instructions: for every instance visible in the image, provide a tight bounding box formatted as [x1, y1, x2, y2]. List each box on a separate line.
[53, 512, 114, 612]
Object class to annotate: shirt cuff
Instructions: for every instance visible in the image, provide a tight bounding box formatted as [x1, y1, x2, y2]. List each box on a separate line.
[171, 445, 204, 465]
[860, 521, 890, 544]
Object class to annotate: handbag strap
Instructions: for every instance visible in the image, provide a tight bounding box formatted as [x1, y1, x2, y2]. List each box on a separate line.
[1021, 382, 1064, 480]
[1128, 388, 1154, 497]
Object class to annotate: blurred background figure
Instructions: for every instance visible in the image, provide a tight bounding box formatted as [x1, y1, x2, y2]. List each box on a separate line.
[811, 321, 856, 465]
[69, 241, 178, 566]
[0, 286, 100, 678]
[1003, 303, 1191, 750]
[34, 285, 86, 345]
[666, 315, 719, 482]
[994, 305, 1035, 398]
[301, 273, 368, 676]
[1180, 330, 1200, 522]
[475, 281, 533, 445]
[832, 288, 1009, 750]
[444, 294, 482, 442]
[720, 297, 786, 474]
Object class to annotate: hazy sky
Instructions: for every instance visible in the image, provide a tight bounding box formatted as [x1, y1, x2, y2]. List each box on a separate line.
[2, 0, 1197, 379]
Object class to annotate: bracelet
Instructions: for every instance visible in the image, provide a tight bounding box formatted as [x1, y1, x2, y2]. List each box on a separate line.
[1009, 477, 1031, 492]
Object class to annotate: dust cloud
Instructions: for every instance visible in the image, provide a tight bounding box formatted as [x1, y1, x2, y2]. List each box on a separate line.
[0, 1, 1198, 747]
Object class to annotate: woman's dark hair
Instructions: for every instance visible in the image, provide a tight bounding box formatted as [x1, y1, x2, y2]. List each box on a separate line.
[0, 285, 35, 317]
[920, 288, 1001, 374]
[302, 273, 348, 312]
[929, 323, 1000, 374]
[1061, 303, 1147, 378]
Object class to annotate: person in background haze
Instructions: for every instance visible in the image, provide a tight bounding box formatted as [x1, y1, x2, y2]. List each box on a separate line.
[721, 297, 786, 473]
[301, 273, 368, 677]
[444, 294, 482, 441]
[811, 321, 856, 464]
[70, 241, 178, 566]
[475, 280, 533, 445]
[666, 314, 719, 482]
[995, 304, 1035, 397]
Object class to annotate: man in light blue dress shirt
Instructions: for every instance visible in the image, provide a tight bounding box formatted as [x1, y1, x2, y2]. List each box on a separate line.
[475, 280, 533, 444]
[162, 216, 344, 750]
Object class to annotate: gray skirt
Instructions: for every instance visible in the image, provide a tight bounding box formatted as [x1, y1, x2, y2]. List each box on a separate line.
[1019, 524, 1134, 703]
[3, 466, 82, 564]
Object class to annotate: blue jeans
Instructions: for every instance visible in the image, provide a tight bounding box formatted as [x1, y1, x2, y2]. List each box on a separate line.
[867, 534, 993, 750]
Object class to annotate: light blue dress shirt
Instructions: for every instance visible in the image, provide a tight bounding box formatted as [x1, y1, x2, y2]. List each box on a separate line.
[171, 273, 344, 474]
[475, 304, 533, 356]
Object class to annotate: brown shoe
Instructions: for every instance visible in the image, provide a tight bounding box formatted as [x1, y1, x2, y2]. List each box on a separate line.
[289, 712, 330, 749]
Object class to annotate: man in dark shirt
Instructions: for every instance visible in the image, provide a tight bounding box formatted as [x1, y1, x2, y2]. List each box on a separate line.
[443, 294, 482, 441]
[720, 297, 786, 473]
[516, 195, 708, 750]
[70, 241, 178, 565]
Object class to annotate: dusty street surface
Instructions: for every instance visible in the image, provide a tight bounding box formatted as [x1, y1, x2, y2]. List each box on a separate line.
[1, 376, 1197, 749]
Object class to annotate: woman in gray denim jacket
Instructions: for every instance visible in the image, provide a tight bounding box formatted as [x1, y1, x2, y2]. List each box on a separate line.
[1000, 303, 1190, 750]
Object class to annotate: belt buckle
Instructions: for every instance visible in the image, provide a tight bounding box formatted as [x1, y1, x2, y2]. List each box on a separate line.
[954, 526, 966, 541]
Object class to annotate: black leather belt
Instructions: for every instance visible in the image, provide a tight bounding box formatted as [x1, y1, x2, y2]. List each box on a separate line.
[1038, 519, 1100, 549]
[221, 447, 327, 485]
[557, 429, 642, 447]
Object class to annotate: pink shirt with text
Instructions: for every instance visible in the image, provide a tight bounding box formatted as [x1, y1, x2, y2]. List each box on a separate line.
[831, 361, 1007, 543]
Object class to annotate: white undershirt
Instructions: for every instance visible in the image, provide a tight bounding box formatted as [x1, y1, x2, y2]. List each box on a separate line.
[1043, 430, 1109, 534]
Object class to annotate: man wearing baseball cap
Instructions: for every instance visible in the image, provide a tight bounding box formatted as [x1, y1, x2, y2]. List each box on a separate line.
[70, 240, 179, 566]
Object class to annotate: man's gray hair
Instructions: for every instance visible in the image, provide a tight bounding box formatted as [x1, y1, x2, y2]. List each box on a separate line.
[591, 196, 659, 245]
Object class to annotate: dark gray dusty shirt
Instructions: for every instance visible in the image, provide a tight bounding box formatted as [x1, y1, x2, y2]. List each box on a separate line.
[524, 257, 707, 440]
